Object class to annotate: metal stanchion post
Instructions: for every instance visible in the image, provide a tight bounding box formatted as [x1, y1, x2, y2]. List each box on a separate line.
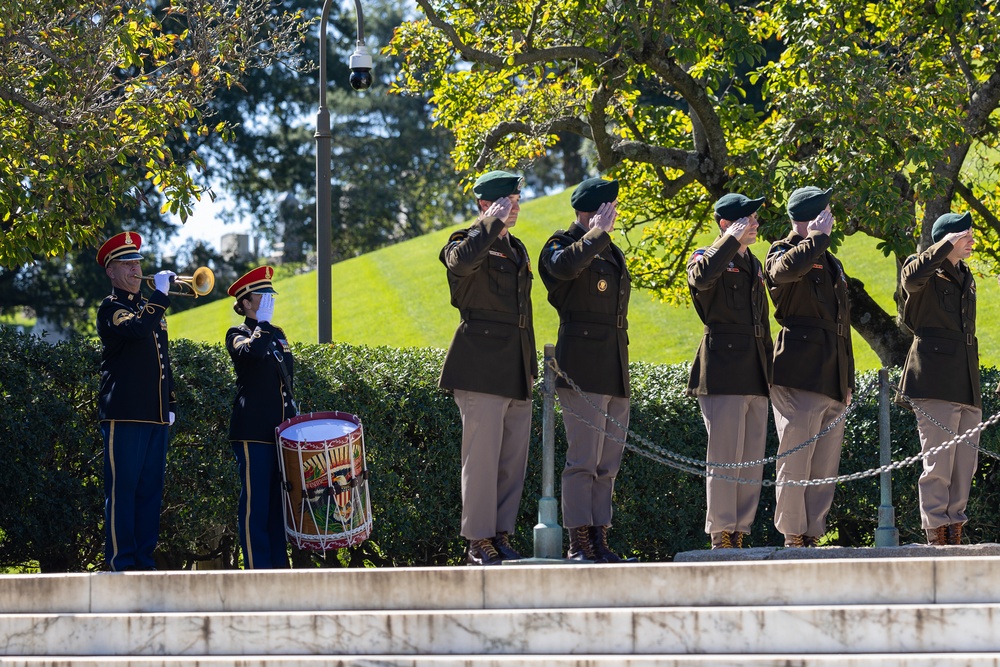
[875, 368, 899, 547]
[532, 344, 564, 559]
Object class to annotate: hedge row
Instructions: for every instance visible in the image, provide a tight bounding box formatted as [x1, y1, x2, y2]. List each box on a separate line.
[2, 326, 999, 572]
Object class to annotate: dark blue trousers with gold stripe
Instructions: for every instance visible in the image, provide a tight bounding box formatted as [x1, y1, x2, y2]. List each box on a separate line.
[232, 441, 290, 569]
[101, 421, 168, 571]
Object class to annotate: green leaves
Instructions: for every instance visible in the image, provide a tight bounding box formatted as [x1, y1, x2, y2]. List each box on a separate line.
[0, 0, 310, 268]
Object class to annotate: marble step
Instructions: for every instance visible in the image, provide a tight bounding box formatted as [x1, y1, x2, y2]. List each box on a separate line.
[2, 604, 1000, 656]
[3, 656, 1000, 667]
[2, 557, 997, 614]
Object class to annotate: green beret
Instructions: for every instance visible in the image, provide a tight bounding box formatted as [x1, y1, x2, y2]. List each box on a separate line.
[571, 177, 619, 212]
[931, 211, 972, 243]
[787, 186, 834, 222]
[713, 193, 765, 220]
[472, 170, 523, 201]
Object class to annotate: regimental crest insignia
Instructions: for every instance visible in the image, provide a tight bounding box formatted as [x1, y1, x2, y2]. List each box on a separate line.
[265, 267, 273, 279]
[124, 231, 133, 245]
[597, 279, 608, 292]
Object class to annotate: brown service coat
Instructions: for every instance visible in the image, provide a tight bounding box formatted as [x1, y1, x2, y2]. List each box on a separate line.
[687, 234, 773, 396]
[439, 215, 537, 401]
[899, 238, 980, 408]
[765, 230, 855, 403]
[538, 224, 630, 398]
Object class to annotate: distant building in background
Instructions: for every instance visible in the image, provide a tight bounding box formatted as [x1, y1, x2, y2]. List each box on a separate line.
[221, 233, 252, 263]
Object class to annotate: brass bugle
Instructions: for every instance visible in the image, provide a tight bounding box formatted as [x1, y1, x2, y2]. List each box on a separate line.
[143, 266, 216, 298]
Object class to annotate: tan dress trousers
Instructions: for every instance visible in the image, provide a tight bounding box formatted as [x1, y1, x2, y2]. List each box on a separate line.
[453, 389, 533, 540]
[771, 385, 847, 538]
[911, 398, 981, 530]
[698, 394, 769, 534]
[557, 389, 629, 529]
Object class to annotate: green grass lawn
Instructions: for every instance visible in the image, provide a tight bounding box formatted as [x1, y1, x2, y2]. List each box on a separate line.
[169, 188, 1000, 371]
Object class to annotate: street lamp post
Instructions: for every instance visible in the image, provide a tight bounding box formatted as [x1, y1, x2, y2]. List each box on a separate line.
[315, 0, 372, 343]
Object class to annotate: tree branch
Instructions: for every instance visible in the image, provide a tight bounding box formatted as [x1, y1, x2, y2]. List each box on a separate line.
[611, 140, 694, 171]
[955, 180, 1000, 235]
[644, 53, 728, 175]
[473, 117, 593, 170]
[586, 59, 629, 170]
[967, 59, 1000, 135]
[0, 86, 72, 129]
[414, 0, 605, 67]
[944, 27, 977, 93]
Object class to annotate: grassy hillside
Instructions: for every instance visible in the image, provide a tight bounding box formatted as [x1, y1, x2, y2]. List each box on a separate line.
[169, 189, 1000, 371]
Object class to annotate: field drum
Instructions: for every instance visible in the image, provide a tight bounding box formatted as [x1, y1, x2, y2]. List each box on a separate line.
[275, 411, 372, 550]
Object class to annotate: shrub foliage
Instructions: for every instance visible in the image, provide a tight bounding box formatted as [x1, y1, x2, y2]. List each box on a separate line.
[2, 327, 998, 572]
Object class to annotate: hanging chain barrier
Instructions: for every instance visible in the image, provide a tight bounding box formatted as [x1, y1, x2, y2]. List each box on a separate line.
[546, 358, 1000, 488]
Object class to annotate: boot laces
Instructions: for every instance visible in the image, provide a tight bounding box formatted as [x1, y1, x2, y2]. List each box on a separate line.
[472, 538, 499, 559]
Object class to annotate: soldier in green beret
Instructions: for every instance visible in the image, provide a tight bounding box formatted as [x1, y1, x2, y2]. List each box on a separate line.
[899, 211, 979, 545]
[765, 186, 855, 548]
[539, 177, 632, 562]
[687, 193, 774, 549]
[439, 170, 537, 565]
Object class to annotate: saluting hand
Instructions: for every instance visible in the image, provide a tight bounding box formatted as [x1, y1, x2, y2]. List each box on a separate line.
[808, 208, 834, 236]
[723, 217, 754, 244]
[942, 229, 972, 246]
[589, 201, 618, 233]
[257, 293, 275, 324]
[484, 197, 513, 224]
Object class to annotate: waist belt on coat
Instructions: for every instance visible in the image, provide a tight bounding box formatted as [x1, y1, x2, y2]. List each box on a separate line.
[561, 311, 628, 329]
[462, 309, 527, 329]
[915, 327, 975, 346]
[781, 316, 847, 337]
[703, 323, 764, 338]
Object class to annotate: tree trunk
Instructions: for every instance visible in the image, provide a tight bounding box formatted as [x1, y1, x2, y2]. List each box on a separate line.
[557, 132, 584, 185]
[847, 276, 911, 368]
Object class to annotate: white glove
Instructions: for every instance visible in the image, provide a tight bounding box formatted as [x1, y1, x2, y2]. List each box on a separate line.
[153, 270, 176, 295]
[169, 412, 175, 426]
[256, 293, 275, 323]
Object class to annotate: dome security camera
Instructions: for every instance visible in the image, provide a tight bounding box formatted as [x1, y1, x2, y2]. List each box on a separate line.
[349, 44, 373, 91]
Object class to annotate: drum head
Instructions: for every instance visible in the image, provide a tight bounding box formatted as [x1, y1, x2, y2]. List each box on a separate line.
[279, 418, 357, 442]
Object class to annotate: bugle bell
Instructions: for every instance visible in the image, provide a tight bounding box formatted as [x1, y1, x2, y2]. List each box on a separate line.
[143, 266, 215, 298]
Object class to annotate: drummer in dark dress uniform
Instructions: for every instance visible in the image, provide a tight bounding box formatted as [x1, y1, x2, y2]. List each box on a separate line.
[899, 212, 980, 545]
[96, 231, 177, 571]
[765, 186, 855, 548]
[538, 177, 632, 562]
[687, 193, 774, 549]
[439, 170, 537, 566]
[226, 266, 295, 569]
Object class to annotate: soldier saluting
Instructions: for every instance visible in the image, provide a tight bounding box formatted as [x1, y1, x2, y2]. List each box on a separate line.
[899, 212, 980, 545]
[539, 177, 632, 562]
[439, 170, 537, 566]
[765, 186, 855, 548]
[687, 193, 774, 549]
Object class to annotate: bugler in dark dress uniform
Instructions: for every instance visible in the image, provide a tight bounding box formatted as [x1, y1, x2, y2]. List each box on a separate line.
[687, 193, 774, 549]
[226, 266, 295, 568]
[439, 170, 537, 566]
[96, 231, 176, 571]
[765, 186, 856, 548]
[539, 177, 632, 562]
[899, 211, 980, 546]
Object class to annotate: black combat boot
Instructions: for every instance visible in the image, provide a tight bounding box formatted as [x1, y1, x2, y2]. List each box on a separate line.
[467, 538, 503, 565]
[493, 532, 522, 561]
[567, 526, 598, 562]
[590, 525, 624, 563]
